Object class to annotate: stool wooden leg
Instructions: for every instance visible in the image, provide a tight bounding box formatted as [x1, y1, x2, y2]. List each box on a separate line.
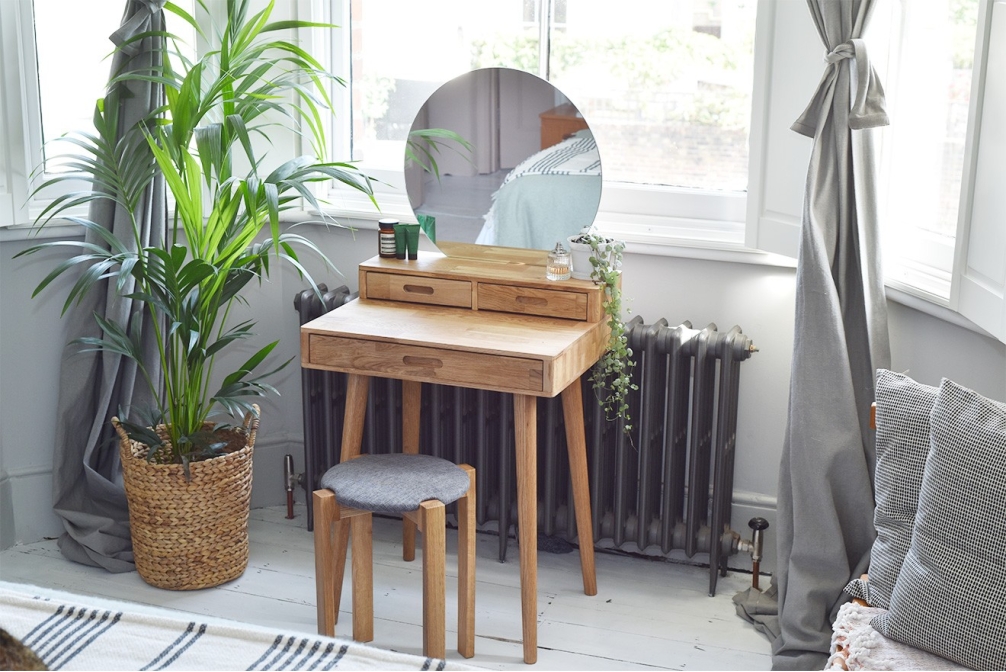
[402, 380, 422, 562]
[457, 465, 476, 658]
[314, 489, 340, 637]
[331, 517, 350, 625]
[419, 500, 446, 659]
[350, 512, 374, 643]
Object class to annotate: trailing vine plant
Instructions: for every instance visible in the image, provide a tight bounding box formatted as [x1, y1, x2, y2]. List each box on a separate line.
[578, 232, 638, 439]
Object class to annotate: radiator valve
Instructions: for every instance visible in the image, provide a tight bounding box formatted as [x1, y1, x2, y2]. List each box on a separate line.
[283, 454, 304, 520]
[735, 517, 769, 590]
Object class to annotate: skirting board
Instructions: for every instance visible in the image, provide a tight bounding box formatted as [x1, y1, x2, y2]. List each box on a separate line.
[0, 472, 15, 551]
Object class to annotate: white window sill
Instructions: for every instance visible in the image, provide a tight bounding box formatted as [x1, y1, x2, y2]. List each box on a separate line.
[885, 283, 995, 339]
[1, 219, 81, 242]
[317, 188, 799, 268]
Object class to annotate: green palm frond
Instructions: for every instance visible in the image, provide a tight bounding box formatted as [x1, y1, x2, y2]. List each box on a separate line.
[22, 1, 376, 465]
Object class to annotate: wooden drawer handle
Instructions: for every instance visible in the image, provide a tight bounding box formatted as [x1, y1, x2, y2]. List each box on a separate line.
[516, 295, 548, 307]
[403, 355, 443, 369]
[403, 284, 435, 295]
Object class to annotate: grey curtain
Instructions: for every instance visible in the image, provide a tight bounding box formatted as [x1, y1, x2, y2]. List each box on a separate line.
[773, 0, 891, 668]
[52, 0, 167, 572]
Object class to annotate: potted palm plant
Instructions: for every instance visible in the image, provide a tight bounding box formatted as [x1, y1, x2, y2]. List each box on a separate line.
[16, 0, 374, 589]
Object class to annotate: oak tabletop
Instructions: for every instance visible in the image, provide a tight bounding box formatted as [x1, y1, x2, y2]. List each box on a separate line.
[301, 298, 606, 360]
[300, 298, 609, 397]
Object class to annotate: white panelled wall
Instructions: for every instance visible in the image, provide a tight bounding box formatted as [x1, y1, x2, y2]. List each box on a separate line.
[2, 1, 1005, 578]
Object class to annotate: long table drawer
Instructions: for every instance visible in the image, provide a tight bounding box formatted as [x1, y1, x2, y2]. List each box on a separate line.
[365, 272, 472, 308]
[308, 335, 543, 392]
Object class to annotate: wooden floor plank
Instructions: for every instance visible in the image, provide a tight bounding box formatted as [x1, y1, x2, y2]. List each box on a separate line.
[0, 507, 771, 670]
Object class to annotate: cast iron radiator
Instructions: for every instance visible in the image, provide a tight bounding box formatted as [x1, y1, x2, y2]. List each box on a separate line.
[294, 285, 757, 596]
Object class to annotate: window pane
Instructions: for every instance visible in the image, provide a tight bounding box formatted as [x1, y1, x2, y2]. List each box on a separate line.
[349, 0, 538, 168]
[33, 0, 195, 165]
[884, 0, 977, 239]
[550, 0, 756, 191]
[877, 0, 978, 293]
[34, 1, 124, 155]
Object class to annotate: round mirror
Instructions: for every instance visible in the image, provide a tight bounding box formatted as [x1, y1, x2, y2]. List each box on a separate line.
[405, 67, 602, 260]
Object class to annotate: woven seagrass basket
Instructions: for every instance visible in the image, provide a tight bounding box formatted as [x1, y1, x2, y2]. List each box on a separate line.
[112, 406, 259, 590]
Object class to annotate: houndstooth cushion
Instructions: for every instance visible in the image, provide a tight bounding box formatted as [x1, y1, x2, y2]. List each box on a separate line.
[320, 453, 471, 514]
[871, 378, 1006, 670]
[845, 370, 938, 609]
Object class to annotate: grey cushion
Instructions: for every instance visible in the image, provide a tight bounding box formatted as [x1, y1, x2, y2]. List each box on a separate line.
[845, 369, 938, 609]
[320, 454, 470, 514]
[872, 378, 1006, 670]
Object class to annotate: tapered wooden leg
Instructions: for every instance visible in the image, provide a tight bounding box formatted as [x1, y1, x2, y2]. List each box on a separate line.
[313, 489, 339, 636]
[402, 379, 422, 562]
[561, 378, 598, 596]
[351, 513, 374, 643]
[457, 465, 476, 658]
[513, 394, 538, 664]
[331, 373, 369, 624]
[419, 500, 446, 660]
[341, 374, 370, 462]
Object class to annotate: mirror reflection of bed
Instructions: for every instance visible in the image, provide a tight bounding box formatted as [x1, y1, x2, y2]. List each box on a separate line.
[406, 67, 602, 254]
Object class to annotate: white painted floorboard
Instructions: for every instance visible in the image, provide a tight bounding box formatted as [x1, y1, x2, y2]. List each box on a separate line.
[0, 505, 772, 670]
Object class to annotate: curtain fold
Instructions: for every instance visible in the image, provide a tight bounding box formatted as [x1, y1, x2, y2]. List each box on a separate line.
[773, 0, 891, 668]
[51, 0, 167, 572]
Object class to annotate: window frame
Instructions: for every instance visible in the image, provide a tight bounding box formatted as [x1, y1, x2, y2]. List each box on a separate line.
[950, 0, 1005, 341]
[0, 0, 47, 230]
[8, 0, 107, 229]
[866, 0, 978, 309]
[0, 0, 206, 236]
[313, 0, 771, 263]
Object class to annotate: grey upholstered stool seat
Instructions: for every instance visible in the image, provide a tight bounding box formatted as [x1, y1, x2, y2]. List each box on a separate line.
[320, 453, 471, 513]
[314, 453, 476, 660]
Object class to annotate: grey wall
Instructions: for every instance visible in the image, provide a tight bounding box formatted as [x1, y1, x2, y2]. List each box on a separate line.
[1, 240, 77, 548]
[2, 225, 1005, 572]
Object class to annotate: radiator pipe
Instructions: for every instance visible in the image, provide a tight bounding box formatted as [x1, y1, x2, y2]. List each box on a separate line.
[748, 517, 768, 589]
[734, 517, 769, 590]
[283, 454, 298, 520]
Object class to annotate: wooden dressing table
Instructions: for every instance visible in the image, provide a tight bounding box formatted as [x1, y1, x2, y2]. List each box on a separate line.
[301, 251, 609, 663]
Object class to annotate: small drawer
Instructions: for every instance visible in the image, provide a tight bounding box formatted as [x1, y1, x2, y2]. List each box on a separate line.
[309, 336, 543, 392]
[366, 272, 472, 308]
[478, 283, 588, 321]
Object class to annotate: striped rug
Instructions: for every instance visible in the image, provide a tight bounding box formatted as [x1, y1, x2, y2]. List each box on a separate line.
[0, 582, 476, 671]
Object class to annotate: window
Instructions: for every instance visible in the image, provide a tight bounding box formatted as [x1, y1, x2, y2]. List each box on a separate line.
[33, 1, 126, 164]
[326, 0, 757, 244]
[873, 0, 981, 302]
[31, 0, 196, 171]
[0, 0, 196, 228]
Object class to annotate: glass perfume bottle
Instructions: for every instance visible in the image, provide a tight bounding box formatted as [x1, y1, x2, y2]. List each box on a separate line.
[546, 242, 571, 281]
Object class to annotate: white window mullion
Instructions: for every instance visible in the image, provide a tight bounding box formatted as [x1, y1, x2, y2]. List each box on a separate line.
[744, 0, 816, 259]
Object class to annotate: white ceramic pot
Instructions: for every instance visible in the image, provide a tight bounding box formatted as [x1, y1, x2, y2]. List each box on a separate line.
[566, 236, 594, 280]
[567, 235, 623, 280]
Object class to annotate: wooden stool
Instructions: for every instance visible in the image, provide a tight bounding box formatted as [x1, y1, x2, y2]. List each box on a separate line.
[313, 453, 476, 659]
